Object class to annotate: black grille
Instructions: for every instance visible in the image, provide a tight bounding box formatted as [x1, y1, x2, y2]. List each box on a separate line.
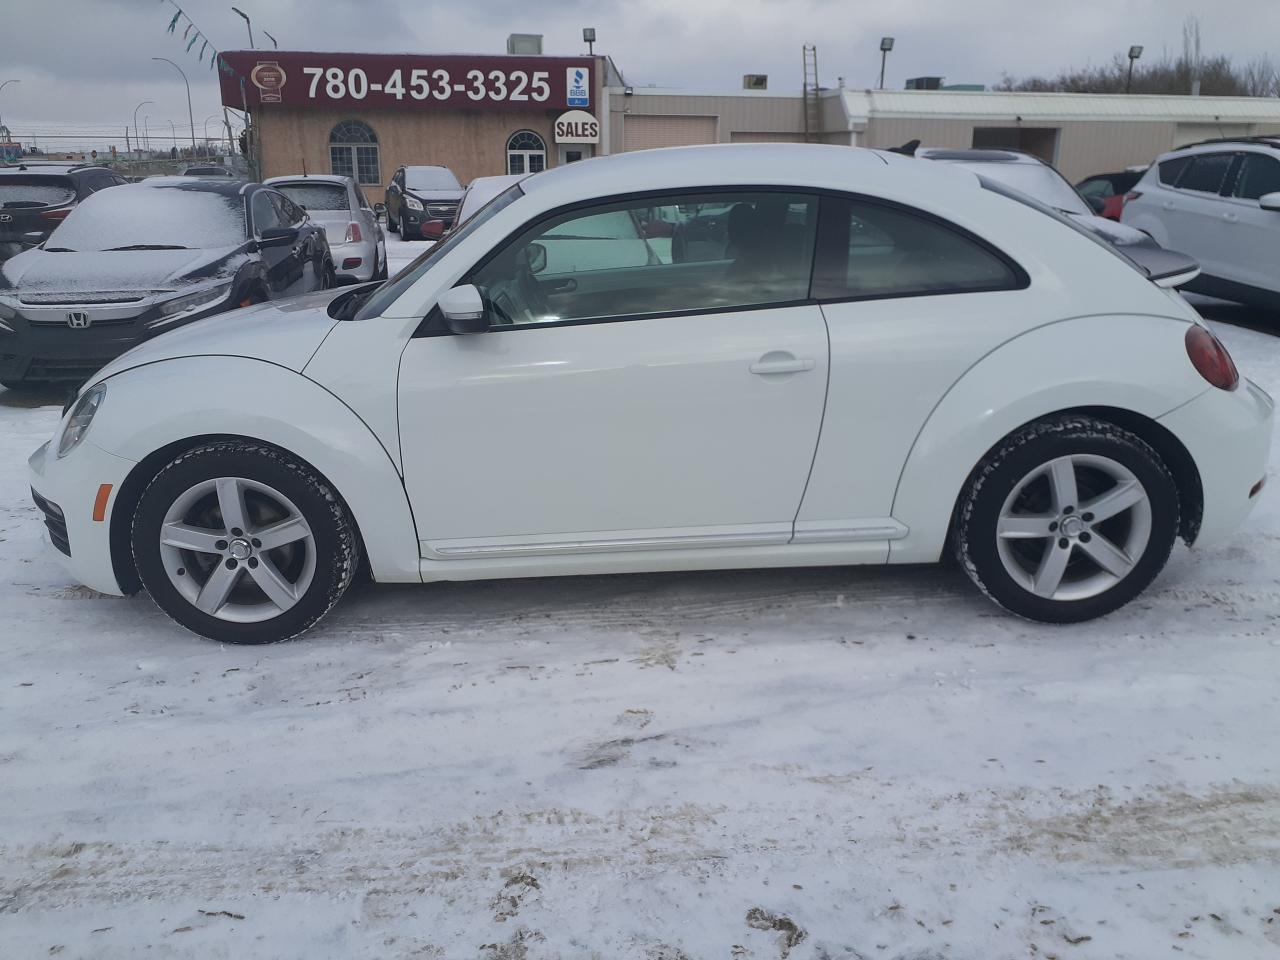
[31, 487, 70, 556]
[425, 203, 457, 218]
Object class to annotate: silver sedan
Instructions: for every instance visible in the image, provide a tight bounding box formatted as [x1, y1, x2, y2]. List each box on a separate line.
[264, 174, 387, 283]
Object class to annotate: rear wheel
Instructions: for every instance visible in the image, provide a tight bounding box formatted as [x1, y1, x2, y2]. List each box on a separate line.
[131, 441, 360, 643]
[954, 415, 1179, 623]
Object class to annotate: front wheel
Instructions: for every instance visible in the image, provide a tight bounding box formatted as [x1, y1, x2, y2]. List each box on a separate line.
[132, 441, 360, 643]
[954, 415, 1179, 623]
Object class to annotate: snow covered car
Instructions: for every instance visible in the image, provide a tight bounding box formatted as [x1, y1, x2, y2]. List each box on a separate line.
[0, 177, 335, 387]
[265, 174, 387, 283]
[28, 144, 1274, 644]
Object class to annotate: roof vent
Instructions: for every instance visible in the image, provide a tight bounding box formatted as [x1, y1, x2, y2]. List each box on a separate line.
[506, 34, 543, 55]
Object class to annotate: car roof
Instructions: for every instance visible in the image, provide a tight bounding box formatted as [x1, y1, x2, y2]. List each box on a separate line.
[404, 164, 452, 172]
[134, 176, 258, 197]
[265, 174, 351, 186]
[915, 148, 1043, 165]
[1161, 137, 1280, 159]
[0, 162, 91, 175]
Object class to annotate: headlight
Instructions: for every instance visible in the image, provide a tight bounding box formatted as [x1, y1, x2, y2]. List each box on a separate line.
[404, 195, 424, 212]
[149, 281, 233, 328]
[57, 383, 106, 458]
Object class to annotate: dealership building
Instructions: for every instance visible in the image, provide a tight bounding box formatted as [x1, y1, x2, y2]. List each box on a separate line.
[220, 43, 1280, 193]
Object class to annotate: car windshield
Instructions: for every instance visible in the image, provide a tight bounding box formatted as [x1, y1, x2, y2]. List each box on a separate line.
[48, 185, 246, 252]
[353, 182, 523, 321]
[0, 175, 76, 208]
[272, 182, 349, 212]
[406, 168, 460, 191]
[957, 161, 1091, 216]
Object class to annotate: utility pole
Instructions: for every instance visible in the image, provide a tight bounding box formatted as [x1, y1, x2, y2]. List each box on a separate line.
[152, 57, 198, 156]
[132, 99, 154, 160]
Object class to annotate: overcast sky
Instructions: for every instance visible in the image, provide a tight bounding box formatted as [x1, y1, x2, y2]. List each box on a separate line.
[3, 0, 1278, 146]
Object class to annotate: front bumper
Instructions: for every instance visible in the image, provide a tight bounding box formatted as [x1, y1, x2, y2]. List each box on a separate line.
[28, 437, 137, 596]
[1158, 378, 1275, 548]
[400, 211, 454, 239]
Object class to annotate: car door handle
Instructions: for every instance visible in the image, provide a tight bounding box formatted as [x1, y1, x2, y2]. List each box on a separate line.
[749, 354, 816, 376]
[1221, 212, 1238, 223]
[1162, 201, 1176, 210]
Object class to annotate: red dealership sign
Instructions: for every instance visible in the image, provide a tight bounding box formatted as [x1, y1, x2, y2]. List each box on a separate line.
[218, 51, 595, 112]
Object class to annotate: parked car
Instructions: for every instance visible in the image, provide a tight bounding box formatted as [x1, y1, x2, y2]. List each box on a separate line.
[454, 174, 526, 229]
[181, 165, 237, 178]
[0, 177, 333, 388]
[384, 165, 463, 239]
[29, 144, 1271, 644]
[0, 162, 130, 262]
[266, 174, 387, 283]
[1077, 167, 1147, 221]
[1122, 136, 1280, 310]
[906, 147, 1156, 248]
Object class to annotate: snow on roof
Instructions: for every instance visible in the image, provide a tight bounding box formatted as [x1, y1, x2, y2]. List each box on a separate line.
[843, 89, 1280, 124]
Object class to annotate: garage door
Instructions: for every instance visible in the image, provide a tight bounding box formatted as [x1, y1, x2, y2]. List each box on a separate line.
[730, 132, 806, 143]
[623, 115, 717, 151]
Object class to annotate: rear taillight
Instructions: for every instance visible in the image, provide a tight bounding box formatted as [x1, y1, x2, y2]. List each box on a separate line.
[39, 208, 72, 221]
[344, 222, 362, 244]
[1185, 325, 1239, 391]
[1124, 191, 1142, 202]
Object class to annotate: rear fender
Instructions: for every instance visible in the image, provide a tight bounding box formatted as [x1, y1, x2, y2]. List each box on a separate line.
[89, 356, 421, 583]
[889, 314, 1206, 563]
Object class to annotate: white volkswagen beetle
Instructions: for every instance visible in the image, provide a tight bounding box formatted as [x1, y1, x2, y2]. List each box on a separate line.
[28, 145, 1273, 644]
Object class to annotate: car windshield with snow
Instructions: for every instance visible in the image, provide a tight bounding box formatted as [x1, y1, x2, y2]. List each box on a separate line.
[0, 177, 335, 387]
[26, 144, 1273, 645]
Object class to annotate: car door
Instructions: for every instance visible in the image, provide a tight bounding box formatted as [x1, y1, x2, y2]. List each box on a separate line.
[250, 190, 296, 299]
[1217, 151, 1280, 292]
[273, 191, 320, 292]
[398, 190, 831, 559]
[1165, 152, 1237, 276]
[797, 194, 1030, 553]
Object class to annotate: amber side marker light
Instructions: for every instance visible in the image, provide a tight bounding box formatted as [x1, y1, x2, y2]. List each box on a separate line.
[1250, 477, 1267, 499]
[92, 483, 113, 522]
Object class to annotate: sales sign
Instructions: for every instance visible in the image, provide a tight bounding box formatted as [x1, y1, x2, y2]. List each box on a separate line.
[219, 51, 594, 112]
[554, 110, 600, 143]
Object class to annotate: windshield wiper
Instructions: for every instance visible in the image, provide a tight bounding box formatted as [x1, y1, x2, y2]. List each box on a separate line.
[103, 244, 191, 251]
[43, 246, 76, 252]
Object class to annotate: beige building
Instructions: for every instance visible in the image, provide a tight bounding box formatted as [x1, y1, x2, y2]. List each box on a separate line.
[224, 45, 1280, 193]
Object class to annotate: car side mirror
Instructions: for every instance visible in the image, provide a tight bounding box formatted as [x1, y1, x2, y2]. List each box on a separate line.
[20, 231, 45, 248]
[1260, 192, 1280, 212]
[1084, 195, 1107, 215]
[439, 284, 490, 334]
[374, 202, 387, 217]
[258, 226, 298, 248]
[524, 242, 547, 275]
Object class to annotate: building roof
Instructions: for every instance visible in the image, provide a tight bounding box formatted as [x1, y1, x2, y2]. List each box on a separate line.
[842, 89, 1280, 124]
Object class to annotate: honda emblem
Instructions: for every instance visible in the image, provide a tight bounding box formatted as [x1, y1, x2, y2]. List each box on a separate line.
[66, 312, 91, 328]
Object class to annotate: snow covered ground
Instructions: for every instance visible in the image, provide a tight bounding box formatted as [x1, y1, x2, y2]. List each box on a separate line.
[1, 285, 1278, 959]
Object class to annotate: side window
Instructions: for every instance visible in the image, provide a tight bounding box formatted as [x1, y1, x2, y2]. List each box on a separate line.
[1175, 153, 1235, 194]
[354, 183, 371, 210]
[470, 192, 819, 326]
[1077, 178, 1113, 199]
[251, 191, 285, 234]
[273, 192, 305, 225]
[1233, 154, 1280, 201]
[812, 197, 1021, 300]
[1157, 156, 1191, 185]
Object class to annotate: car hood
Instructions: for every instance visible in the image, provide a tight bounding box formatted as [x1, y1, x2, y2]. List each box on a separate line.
[1066, 212, 1153, 247]
[0, 245, 248, 294]
[87, 288, 344, 388]
[405, 188, 463, 202]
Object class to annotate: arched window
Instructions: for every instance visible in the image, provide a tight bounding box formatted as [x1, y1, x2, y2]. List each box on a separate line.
[506, 130, 546, 175]
[329, 120, 380, 185]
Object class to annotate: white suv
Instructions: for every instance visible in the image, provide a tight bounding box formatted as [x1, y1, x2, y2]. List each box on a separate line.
[1122, 137, 1280, 309]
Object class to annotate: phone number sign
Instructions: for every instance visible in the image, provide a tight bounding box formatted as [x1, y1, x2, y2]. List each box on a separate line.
[219, 52, 595, 111]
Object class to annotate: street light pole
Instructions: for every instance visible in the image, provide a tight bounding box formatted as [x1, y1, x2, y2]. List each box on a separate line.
[1126, 45, 1144, 94]
[879, 37, 895, 91]
[0, 78, 20, 130]
[231, 7, 255, 48]
[263, 30, 278, 50]
[143, 115, 151, 153]
[152, 57, 198, 157]
[132, 99, 154, 159]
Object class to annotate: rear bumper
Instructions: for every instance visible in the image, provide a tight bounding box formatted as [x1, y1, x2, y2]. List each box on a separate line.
[28, 438, 137, 596]
[330, 239, 379, 282]
[1159, 378, 1275, 548]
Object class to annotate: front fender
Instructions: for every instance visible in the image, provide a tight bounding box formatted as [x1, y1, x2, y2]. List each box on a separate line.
[889, 314, 1207, 563]
[90, 356, 421, 583]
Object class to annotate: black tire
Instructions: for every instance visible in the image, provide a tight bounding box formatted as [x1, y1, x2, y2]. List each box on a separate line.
[0, 377, 28, 390]
[131, 441, 360, 644]
[389, 212, 399, 234]
[954, 415, 1179, 623]
[374, 249, 389, 281]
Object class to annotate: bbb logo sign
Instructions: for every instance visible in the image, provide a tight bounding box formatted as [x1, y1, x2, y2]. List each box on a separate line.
[566, 67, 590, 108]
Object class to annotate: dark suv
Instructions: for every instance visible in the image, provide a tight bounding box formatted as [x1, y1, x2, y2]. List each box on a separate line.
[0, 163, 129, 262]
[384, 165, 463, 239]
